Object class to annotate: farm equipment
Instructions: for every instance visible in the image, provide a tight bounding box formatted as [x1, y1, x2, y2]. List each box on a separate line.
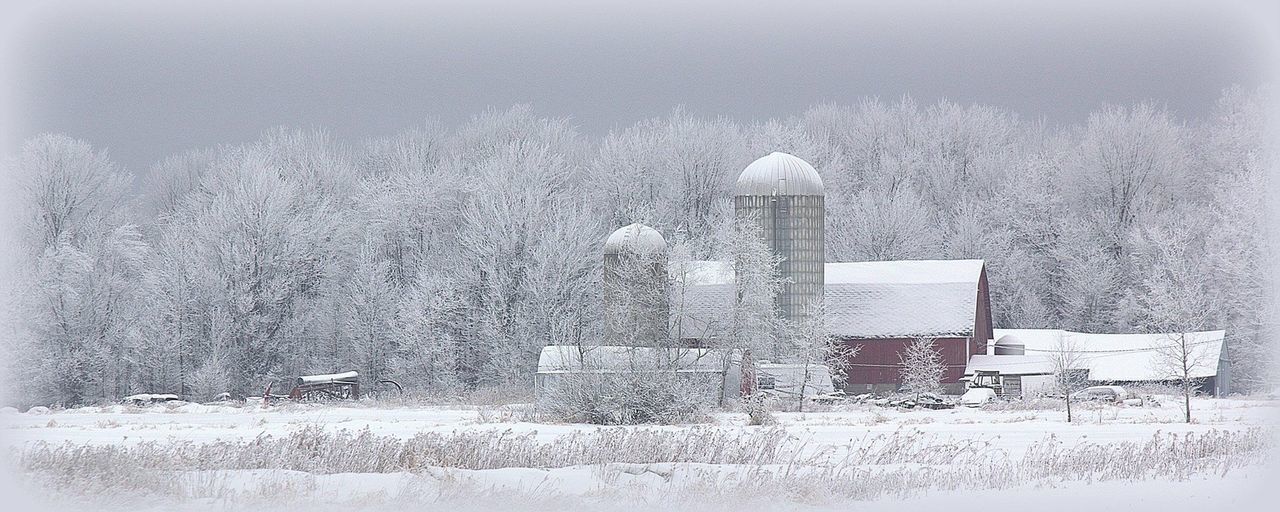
[263, 371, 360, 402]
[262, 371, 403, 403]
[967, 370, 1005, 394]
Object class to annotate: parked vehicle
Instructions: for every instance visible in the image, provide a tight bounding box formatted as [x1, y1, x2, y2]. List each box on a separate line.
[1071, 385, 1129, 403]
[960, 387, 997, 407]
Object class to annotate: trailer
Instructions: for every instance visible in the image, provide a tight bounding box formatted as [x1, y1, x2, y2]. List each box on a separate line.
[263, 371, 361, 402]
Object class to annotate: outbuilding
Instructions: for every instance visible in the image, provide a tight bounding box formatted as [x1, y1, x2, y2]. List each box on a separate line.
[964, 329, 1229, 397]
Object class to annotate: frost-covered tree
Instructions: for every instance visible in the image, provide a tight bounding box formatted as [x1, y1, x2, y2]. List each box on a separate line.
[338, 245, 400, 384]
[1048, 333, 1088, 423]
[10, 135, 147, 406]
[1068, 103, 1187, 259]
[1129, 217, 1219, 422]
[829, 179, 940, 262]
[165, 148, 343, 397]
[392, 267, 465, 394]
[589, 108, 746, 256]
[784, 302, 858, 411]
[725, 214, 785, 361]
[898, 338, 945, 399]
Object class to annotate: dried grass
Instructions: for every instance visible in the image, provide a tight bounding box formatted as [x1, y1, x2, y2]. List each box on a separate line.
[13, 424, 1274, 508]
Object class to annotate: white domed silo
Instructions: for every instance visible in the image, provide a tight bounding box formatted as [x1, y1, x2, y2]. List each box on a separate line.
[734, 152, 825, 322]
[993, 335, 1026, 355]
[603, 223, 670, 346]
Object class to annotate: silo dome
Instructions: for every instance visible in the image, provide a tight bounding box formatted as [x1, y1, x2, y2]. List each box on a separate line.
[604, 223, 667, 256]
[734, 152, 825, 197]
[602, 223, 669, 346]
[994, 335, 1026, 356]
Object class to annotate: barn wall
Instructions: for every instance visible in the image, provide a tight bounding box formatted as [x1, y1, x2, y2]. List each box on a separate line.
[836, 337, 972, 393]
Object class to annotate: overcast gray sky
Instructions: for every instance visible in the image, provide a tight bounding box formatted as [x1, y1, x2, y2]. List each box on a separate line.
[2, 0, 1278, 173]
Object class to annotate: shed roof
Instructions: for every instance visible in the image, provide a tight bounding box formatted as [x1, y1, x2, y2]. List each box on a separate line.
[536, 345, 728, 374]
[964, 354, 1056, 376]
[975, 329, 1227, 381]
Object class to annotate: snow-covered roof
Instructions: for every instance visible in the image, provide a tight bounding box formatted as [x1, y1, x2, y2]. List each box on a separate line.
[825, 260, 985, 338]
[674, 259, 986, 339]
[994, 334, 1025, 347]
[964, 354, 1055, 376]
[536, 345, 728, 374]
[734, 152, 825, 197]
[983, 329, 1226, 381]
[297, 371, 359, 384]
[670, 260, 733, 286]
[669, 261, 735, 339]
[122, 393, 180, 402]
[604, 223, 667, 255]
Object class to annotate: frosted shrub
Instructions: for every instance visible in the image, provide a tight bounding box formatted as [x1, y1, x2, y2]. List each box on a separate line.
[743, 393, 776, 426]
[980, 397, 1065, 412]
[538, 370, 713, 425]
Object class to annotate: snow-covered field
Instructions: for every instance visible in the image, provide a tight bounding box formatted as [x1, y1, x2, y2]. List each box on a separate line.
[3, 396, 1277, 511]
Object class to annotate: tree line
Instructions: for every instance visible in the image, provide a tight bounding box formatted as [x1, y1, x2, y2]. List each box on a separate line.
[3, 87, 1274, 406]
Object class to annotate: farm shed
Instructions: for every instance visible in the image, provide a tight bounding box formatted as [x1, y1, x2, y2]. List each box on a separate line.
[963, 335, 1057, 398]
[965, 329, 1229, 396]
[534, 345, 742, 406]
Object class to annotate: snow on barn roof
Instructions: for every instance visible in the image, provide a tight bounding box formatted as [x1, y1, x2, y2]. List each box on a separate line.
[825, 259, 985, 338]
[669, 261, 735, 339]
[985, 329, 1226, 381]
[537, 345, 727, 374]
[674, 259, 986, 339]
[603, 223, 667, 255]
[670, 260, 734, 286]
[734, 152, 825, 197]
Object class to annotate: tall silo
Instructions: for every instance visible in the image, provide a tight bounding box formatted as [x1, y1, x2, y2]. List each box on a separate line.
[603, 223, 670, 346]
[733, 152, 825, 322]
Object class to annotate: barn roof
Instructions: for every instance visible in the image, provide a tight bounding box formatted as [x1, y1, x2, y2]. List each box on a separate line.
[977, 329, 1227, 381]
[825, 260, 985, 338]
[673, 259, 986, 339]
[536, 345, 727, 374]
[669, 261, 736, 340]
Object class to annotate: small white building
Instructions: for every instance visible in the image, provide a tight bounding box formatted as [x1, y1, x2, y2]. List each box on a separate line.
[964, 329, 1229, 397]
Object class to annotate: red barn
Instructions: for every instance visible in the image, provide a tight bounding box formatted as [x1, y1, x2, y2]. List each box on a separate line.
[825, 260, 993, 394]
[673, 259, 993, 395]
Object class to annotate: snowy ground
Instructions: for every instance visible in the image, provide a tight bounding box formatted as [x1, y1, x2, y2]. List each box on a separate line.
[3, 396, 1278, 511]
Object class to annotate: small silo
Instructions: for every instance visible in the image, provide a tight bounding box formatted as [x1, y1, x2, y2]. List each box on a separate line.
[603, 223, 670, 346]
[733, 152, 826, 322]
[993, 335, 1026, 355]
